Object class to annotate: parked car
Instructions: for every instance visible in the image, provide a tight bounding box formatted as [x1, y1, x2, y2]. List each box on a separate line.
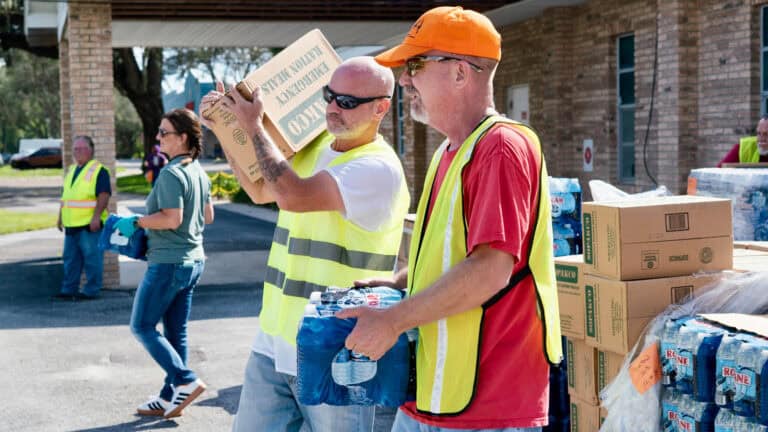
[10, 147, 62, 169]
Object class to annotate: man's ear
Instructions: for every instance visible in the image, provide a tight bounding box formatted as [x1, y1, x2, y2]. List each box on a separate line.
[374, 98, 391, 118]
[454, 62, 470, 88]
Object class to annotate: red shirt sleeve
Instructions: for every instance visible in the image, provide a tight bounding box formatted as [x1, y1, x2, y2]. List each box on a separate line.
[717, 143, 741, 167]
[462, 125, 539, 263]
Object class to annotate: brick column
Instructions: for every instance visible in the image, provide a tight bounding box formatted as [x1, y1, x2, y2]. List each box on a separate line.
[654, 0, 700, 193]
[64, 2, 119, 289]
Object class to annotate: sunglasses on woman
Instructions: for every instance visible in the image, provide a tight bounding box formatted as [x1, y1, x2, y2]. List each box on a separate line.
[322, 85, 391, 110]
[157, 127, 180, 137]
[405, 55, 484, 77]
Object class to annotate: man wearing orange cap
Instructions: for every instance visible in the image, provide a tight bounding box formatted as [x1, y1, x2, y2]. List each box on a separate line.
[337, 6, 562, 431]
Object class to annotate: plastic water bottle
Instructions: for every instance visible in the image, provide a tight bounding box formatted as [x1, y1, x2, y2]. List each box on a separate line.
[678, 392, 719, 432]
[676, 322, 725, 402]
[717, 335, 752, 407]
[662, 388, 681, 432]
[715, 408, 737, 432]
[733, 341, 768, 423]
[663, 319, 685, 387]
[296, 286, 411, 407]
[552, 223, 576, 257]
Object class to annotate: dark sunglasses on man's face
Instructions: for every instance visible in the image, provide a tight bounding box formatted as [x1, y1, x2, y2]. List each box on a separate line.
[322, 85, 391, 110]
[405, 55, 484, 77]
[157, 127, 180, 137]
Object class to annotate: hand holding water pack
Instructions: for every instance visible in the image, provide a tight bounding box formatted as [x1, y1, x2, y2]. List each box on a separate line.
[114, 215, 139, 237]
[296, 286, 413, 407]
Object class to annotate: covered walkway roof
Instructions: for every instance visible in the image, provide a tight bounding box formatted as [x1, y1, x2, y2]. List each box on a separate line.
[26, 0, 587, 48]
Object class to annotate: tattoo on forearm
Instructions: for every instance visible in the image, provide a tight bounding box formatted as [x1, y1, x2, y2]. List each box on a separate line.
[253, 133, 288, 182]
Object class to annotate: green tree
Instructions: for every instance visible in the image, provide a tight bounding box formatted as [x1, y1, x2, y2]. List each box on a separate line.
[114, 89, 142, 158]
[0, 48, 60, 153]
[165, 47, 274, 86]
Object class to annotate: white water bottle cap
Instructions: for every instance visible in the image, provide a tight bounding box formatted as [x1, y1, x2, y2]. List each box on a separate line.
[304, 304, 319, 317]
[309, 291, 322, 304]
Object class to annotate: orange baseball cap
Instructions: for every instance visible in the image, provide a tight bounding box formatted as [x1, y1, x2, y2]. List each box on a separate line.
[375, 6, 501, 67]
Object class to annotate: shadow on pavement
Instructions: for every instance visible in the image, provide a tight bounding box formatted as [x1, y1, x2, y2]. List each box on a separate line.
[196, 385, 242, 415]
[69, 417, 179, 432]
[0, 254, 263, 330]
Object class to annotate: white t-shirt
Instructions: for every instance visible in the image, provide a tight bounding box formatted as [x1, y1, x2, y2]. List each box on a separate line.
[251, 145, 404, 375]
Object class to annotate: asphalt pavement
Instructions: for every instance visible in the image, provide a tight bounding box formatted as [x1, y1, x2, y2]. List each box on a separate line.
[0, 163, 396, 432]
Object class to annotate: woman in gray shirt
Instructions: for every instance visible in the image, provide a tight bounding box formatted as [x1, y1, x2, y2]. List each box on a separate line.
[116, 108, 214, 419]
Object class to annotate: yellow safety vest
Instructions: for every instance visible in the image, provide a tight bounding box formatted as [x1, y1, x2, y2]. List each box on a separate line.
[739, 136, 760, 163]
[259, 132, 411, 344]
[407, 116, 562, 415]
[61, 159, 108, 227]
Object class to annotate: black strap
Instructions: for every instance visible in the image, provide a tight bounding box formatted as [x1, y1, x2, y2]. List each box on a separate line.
[482, 264, 531, 309]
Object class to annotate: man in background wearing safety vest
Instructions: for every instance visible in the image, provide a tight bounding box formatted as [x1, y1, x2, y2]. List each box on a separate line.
[718, 116, 768, 166]
[338, 7, 562, 432]
[200, 57, 409, 432]
[56, 135, 111, 300]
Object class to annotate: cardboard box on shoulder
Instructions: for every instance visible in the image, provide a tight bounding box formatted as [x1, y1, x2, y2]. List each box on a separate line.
[584, 272, 724, 354]
[569, 396, 601, 432]
[566, 337, 625, 404]
[555, 255, 587, 339]
[582, 196, 733, 280]
[202, 29, 341, 183]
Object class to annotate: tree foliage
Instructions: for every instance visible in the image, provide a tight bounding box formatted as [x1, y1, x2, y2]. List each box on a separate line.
[165, 47, 274, 86]
[0, 48, 59, 153]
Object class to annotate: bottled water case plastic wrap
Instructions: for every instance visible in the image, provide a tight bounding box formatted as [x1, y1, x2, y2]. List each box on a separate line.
[688, 168, 768, 241]
[599, 272, 768, 432]
[296, 286, 412, 407]
[98, 213, 148, 260]
[549, 177, 582, 257]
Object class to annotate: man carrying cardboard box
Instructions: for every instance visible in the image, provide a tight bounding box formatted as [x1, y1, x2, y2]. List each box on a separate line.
[200, 56, 409, 431]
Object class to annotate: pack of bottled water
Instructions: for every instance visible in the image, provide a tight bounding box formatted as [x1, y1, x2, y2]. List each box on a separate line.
[296, 286, 412, 407]
[732, 339, 768, 423]
[688, 168, 768, 241]
[549, 177, 582, 257]
[600, 272, 768, 431]
[675, 319, 727, 402]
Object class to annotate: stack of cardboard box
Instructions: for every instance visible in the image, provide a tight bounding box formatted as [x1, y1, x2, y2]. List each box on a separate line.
[557, 195, 734, 431]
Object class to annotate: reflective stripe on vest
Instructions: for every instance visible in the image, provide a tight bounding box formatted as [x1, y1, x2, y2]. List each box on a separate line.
[61, 159, 108, 227]
[407, 116, 562, 415]
[258, 132, 410, 345]
[739, 136, 760, 163]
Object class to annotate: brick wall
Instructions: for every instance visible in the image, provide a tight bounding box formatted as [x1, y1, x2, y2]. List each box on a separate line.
[62, 2, 119, 289]
[490, 0, 768, 196]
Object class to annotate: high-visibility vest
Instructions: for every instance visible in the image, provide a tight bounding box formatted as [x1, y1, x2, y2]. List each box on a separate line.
[406, 116, 562, 415]
[259, 132, 411, 345]
[739, 136, 760, 163]
[61, 159, 108, 227]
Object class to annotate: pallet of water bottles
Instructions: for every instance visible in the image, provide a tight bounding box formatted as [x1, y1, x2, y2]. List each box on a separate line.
[549, 177, 582, 257]
[659, 314, 768, 431]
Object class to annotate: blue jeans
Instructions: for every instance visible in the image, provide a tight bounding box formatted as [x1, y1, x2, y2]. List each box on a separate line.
[391, 409, 542, 432]
[232, 351, 376, 432]
[61, 229, 103, 296]
[130, 260, 204, 401]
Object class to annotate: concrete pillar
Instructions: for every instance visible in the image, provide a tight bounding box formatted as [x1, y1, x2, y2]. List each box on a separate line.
[63, 1, 119, 289]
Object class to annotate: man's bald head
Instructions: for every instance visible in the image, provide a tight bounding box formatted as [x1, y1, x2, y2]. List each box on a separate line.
[331, 56, 395, 98]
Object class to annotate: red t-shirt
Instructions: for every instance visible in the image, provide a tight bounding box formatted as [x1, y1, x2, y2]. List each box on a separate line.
[403, 124, 550, 429]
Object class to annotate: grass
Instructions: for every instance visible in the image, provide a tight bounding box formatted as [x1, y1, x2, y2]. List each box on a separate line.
[0, 165, 62, 177]
[117, 173, 152, 195]
[0, 209, 58, 234]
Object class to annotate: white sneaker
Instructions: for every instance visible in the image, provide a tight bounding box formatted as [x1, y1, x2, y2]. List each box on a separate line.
[164, 378, 206, 419]
[136, 395, 172, 417]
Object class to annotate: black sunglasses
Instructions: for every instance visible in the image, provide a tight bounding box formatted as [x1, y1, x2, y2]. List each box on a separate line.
[405, 55, 484, 77]
[322, 85, 391, 110]
[157, 127, 180, 137]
